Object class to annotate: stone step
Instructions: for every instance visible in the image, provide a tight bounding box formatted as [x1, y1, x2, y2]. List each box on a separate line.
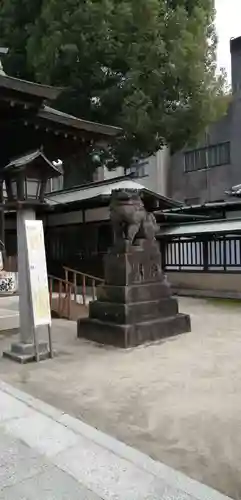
[97, 281, 171, 304]
[78, 313, 191, 348]
[89, 297, 179, 324]
[0, 310, 19, 332]
[0, 295, 19, 333]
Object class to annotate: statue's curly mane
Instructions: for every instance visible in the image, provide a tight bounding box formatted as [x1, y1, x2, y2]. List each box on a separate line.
[110, 188, 157, 244]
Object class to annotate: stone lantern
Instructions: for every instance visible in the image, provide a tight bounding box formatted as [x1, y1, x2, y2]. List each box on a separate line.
[3, 149, 62, 362]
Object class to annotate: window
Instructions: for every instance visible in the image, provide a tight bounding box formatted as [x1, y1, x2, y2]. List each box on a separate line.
[184, 142, 230, 173]
[46, 175, 64, 193]
[126, 159, 148, 178]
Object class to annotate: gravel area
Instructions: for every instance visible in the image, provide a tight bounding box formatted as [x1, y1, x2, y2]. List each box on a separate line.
[0, 297, 241, 499]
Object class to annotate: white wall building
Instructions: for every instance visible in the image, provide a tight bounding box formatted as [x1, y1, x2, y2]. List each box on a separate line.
[94, 146, 170, 196]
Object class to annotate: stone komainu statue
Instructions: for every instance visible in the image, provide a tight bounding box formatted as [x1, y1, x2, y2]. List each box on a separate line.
[110, 189, 158, 245]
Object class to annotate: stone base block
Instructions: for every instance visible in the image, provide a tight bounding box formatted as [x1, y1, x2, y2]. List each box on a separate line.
[77, 313, 191, 348]
[89, 297, 178, 324]
[97, 282, 171, 304]
[3, 340, 50, 364]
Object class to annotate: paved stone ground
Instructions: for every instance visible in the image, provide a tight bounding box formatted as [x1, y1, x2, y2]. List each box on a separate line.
[0, 298, 241, 499]
[0, 381, 231, 499]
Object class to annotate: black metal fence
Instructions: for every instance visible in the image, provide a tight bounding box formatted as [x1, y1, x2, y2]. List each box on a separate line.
[162, 235, 241, 272]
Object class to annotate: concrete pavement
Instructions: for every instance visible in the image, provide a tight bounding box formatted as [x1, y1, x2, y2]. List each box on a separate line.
[0, 380, 232, 500]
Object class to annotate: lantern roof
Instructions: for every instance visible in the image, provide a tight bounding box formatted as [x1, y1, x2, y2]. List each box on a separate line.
[3, 149, 63, 179]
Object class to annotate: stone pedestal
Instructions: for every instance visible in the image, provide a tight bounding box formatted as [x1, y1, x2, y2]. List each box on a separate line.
[3, 340, 50, 364]
[77, 240, 191, 348]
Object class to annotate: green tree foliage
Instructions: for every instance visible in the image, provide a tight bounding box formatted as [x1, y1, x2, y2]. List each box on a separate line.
[0, 0, 227, 166]
[0, 0, 42, 79]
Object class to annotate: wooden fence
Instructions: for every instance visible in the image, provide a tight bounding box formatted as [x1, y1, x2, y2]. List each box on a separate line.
[162, 235, 241, 272]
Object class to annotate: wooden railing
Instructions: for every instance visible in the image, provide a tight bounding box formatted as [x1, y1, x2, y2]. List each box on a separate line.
[48, 274, 73, 319]
[2, 256, 104, 319]
[63, 266, 104, 306]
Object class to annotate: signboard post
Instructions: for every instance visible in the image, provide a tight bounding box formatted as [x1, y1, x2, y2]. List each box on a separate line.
[3, 209, 52, 363]
[25, 219, 53, 360]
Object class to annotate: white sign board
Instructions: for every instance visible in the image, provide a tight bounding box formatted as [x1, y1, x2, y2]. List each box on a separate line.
[25, 220, 51, 327]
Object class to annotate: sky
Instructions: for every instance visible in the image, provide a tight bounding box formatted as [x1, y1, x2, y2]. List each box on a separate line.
[216, 0, 241, 79]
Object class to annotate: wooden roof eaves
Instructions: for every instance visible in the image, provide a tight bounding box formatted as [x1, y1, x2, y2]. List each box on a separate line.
[38, 106, 122, 137]
[0, 74, 62, 101]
